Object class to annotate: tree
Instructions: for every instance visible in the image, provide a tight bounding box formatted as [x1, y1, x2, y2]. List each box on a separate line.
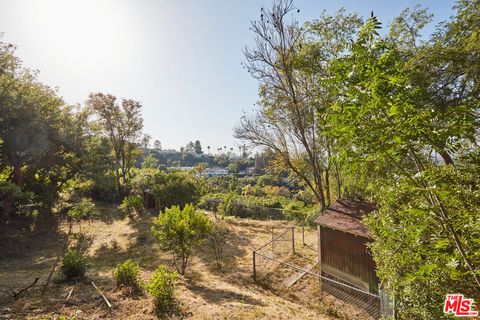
[228, 162, 238, 173]
[151, 172, 201, 210]
[87, 93, 144, 198]
[194, 140, 203, 154]
[141, 134, 151, 150]
[142, 154, 159, 169]
[153, 140, 162, 151]
[185, 141, 195, 153]
[327, 4, 480, 317]
[234, 1, 361, 210]
[151, 204, 211, 274]
[0, 36, 91, 225]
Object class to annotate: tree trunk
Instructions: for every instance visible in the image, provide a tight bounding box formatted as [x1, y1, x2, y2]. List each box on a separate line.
[114, 157, 122, 201]
[325, 167, 331, 207]
[334, 162, 341, 199]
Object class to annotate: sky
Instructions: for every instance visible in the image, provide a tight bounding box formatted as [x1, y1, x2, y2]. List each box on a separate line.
[0, 0, 456, 152]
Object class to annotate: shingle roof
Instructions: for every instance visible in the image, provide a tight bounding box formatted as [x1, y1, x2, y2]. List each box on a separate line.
[315, 199, 377, 238]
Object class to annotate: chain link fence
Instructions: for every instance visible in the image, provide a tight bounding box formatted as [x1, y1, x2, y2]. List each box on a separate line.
[252, 225, 387, 319]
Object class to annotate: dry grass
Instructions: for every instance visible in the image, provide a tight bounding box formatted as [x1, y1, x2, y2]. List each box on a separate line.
[0, 204, 362, 319]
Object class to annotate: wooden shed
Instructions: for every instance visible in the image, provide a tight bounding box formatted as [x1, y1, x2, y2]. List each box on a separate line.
[143, 189, 160, 211]
[316, 199, 379, 293]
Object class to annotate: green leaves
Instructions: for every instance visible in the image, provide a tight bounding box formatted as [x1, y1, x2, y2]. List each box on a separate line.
[151, 204, 211, 275]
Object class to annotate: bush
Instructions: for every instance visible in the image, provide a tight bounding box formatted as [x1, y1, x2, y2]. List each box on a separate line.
[113, 259, 142, 290]
[151, 204, 211, 274]
[68, 197, 96, 220]
[218, 192, 236, 218]
[61, 249, 88, 279]
[206, 221, 229, 270]
[264, 185, 291, 198]
[197, 194, 224, 212]
[119, 195, 143, 216]
[147, 265, 177, 313]
[152, 172, 200, 210]
[241, 185, 260, 196]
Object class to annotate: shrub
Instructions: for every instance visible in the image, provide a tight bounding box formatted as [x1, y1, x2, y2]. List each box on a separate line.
[197, 194, 224, 212]
[206, 221, 229, 270]
[256, 174, 281, 187]
[119, 195, 143, 216]
[113, 259, 142, 290]
[218, 192, 236, 217]
[69, 197, 96, 220]
[61, 249, 88, 279]
[264, 185, 291, 198]
[151, 204, 211, 274]
[241, 184, 267, 197]
[147, 265, 177, 313]
[152, 172, 200, 210]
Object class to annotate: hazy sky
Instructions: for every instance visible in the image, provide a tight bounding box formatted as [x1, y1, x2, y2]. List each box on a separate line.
[0, 0, 455, 151]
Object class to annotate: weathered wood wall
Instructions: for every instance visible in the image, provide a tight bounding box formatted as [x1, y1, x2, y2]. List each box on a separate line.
[321, 226, 379, 293]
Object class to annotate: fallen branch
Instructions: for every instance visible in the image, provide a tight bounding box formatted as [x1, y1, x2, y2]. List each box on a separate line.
[91, 281, 112, 309]
[12, 277, 39, 299]
[63, 287, 74, 306]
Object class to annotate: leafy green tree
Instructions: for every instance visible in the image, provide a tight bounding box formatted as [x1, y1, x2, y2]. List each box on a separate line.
[194, 140, 203, 154]
[327, 4, 480, 317]
[184, 141, 195, 153]
[142, 154, 159, 169]
[151, 204, 211, 274]
[151, 172, 201, 210]
[87, 93, 144, 198]
[0, 36, 91, 225]
[228, 162, 238, 174]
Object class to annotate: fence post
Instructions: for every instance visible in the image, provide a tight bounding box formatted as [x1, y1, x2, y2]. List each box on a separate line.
[302, 219, 305, 246]
[271, 227, 274, 252]
[291, 226, 295, 254]
[253, 250, 256, 283]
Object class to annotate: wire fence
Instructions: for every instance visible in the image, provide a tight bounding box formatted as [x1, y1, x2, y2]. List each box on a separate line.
[252, 225, 386, 319]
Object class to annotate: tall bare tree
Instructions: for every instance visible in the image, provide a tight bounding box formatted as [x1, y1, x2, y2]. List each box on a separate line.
[235, 1, 319, 209]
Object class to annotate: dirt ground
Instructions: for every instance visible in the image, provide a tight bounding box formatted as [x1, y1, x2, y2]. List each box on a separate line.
[0, 204, 369, 319]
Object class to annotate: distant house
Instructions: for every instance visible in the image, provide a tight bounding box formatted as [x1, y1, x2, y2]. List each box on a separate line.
[204, 167, 229, 177]
[170, 166, 194, 172]
[193, 153, 209, 159]
[315, 199, 379, 293]
[157, 149, 178, 155]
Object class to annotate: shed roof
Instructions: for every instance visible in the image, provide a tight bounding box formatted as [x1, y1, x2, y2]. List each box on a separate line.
[315, 199, 377, 238]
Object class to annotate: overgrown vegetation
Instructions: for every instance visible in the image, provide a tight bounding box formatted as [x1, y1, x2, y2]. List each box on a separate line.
[234, 0, 480, 318]
[119, 195, 143, 217]
[1, 0, 478, 318]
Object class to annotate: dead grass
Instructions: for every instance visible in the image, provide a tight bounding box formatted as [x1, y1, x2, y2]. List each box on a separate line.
[0, 204, 359, 319]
